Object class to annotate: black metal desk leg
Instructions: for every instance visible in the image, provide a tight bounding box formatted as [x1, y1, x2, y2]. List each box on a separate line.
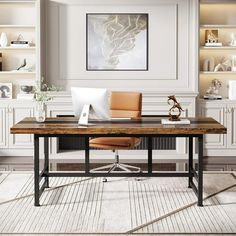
[44, 137, 49, 188]
[85, 137, 90, 174]
[34, 135, 40, 206]
[188, 137, 193, 188]
[148, 137, 153, 174]
[198, 135, 203, 207]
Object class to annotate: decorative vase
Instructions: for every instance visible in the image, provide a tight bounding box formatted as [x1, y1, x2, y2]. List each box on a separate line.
[35, 102, 46, 122]
[0, 33, 8, 47]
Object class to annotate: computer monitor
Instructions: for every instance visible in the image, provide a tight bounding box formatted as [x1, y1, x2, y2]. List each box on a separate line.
[71, 87, 110, 125]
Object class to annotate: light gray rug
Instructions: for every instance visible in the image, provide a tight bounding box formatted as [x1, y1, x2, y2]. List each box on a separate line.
[0, 173, 235, 234]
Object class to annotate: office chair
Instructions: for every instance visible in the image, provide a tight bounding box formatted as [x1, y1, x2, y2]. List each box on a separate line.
[89, 91, 142, 181]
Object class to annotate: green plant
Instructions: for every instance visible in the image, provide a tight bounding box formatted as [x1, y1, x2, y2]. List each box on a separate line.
[34, 78, 60, 102]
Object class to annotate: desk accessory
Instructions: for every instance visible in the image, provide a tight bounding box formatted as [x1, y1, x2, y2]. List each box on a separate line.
[161, 95, 190, 124]
[167, 95, 183, 121]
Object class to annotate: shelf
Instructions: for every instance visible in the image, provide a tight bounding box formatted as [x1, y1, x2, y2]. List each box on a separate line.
[200, 24, 236, 29]
[200, 71, 236, 75]
[0, 71, 35, 75]
[0, 46, 36, 50]
[200, 46, 236, 50]
[0, 1, 36, 4]
[0, 24, 35, 28]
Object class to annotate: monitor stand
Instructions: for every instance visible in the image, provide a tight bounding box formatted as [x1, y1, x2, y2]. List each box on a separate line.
[78, 104, 91, 126]
[78, 104, 97, 126]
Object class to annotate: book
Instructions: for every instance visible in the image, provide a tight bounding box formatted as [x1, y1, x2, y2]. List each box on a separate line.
[11, 41, 29, 44]
[161, 119, 190, 125]
[204, 95, 222, 100]
[17, 93, 34, 100]
[11, 41, 29, 48]
[10, 44, 29, 48]
[205, 42, 222, 47]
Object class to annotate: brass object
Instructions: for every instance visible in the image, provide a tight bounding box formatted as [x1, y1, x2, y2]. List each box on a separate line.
[167, 95, 184, 121]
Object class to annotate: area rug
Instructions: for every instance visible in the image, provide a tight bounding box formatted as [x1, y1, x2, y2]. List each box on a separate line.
[0, 173, 235, 234]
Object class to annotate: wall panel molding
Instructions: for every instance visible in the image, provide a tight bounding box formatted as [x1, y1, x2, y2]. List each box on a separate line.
[45, 0, 199, 93]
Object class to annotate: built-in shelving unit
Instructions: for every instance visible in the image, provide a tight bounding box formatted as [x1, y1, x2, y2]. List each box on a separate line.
[0, 0, 38, 98]
[199, 0, 236, 98]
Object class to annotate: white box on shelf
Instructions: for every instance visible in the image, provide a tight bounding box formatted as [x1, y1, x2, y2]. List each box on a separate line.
[228, 80, 236, 100]
[17, 93, 34, 101]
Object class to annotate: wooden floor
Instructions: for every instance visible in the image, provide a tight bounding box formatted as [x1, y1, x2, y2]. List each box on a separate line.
[0, 172, 235, 235]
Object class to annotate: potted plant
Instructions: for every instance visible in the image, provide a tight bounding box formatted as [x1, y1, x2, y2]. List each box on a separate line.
[34, 78, 60, 122]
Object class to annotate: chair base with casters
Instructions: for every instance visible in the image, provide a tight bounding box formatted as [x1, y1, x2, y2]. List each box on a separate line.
[90, 150, 142, 182]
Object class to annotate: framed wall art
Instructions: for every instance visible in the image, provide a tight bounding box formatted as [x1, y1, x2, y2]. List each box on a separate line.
[0, 83, 12, 99]
[86, 13, 148, 71]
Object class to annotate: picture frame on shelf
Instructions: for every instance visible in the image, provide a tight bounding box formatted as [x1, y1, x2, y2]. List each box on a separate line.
[205, 29, 222, 47]
[0, 83, 12, 99]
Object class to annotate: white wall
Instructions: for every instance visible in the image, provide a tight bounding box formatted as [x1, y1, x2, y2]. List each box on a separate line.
[44, 0, 199, 94]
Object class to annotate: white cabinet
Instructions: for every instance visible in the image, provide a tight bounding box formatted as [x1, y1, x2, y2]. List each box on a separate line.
[0, 100, 34, 156]
[0, 105, 7, 148]
[227, 104, 236, 148]
[198, 99, 236, 156]
[8, 103, 35, 148]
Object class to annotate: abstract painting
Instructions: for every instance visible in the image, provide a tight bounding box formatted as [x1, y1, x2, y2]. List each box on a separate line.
[86, 13, 148, 71]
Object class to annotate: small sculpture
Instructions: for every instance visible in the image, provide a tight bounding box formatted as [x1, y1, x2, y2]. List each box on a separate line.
[17, 58, 27, 70]
[205, 79, 222, 99]
[203, 57, 215, 71]
[167, 95, 184, 121]
[16, 34, 24, 41]
[230, 33, 236, 47]
[214, 57, 232, 72]
[0, 32, 8, 47]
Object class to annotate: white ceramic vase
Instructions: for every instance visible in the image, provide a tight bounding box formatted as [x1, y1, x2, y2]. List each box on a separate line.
[0, 32, 8, 47]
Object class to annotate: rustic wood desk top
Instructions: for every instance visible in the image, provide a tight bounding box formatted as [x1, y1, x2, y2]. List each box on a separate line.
[10, 117, 227, 135]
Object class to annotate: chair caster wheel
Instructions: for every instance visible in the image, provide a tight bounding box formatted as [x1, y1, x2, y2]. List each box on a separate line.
[102, 178, 107, 183]
[135, 178, 141, 181]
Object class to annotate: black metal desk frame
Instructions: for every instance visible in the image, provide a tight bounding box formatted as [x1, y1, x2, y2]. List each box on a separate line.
[34, 133, 203, 207]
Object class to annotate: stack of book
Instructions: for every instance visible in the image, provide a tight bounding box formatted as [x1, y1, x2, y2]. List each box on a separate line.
[161, 119, 191, 125]
[205, 42, 222, 47]
[17, 93, 34, 100]
[10, 41, 29, 48]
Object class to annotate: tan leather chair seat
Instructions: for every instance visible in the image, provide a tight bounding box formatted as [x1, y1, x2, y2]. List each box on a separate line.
[90, 137, 141, 149]
[90, 91, 142, 150]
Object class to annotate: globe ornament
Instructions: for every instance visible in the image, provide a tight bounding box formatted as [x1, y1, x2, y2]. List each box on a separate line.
[167, 95, 184, 121]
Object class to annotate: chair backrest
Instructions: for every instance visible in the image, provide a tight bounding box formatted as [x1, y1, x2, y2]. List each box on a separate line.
[110, 91, 142, 118]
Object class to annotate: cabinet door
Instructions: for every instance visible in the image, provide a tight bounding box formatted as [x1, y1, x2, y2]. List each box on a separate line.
[0, 106, 7, 148]
[199, 104, 226, 149]
[227, 105, 236, 148]
[8, 103, 34, 148]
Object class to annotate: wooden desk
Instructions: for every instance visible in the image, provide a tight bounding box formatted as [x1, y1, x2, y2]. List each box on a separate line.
[11, 117, 226, 207]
